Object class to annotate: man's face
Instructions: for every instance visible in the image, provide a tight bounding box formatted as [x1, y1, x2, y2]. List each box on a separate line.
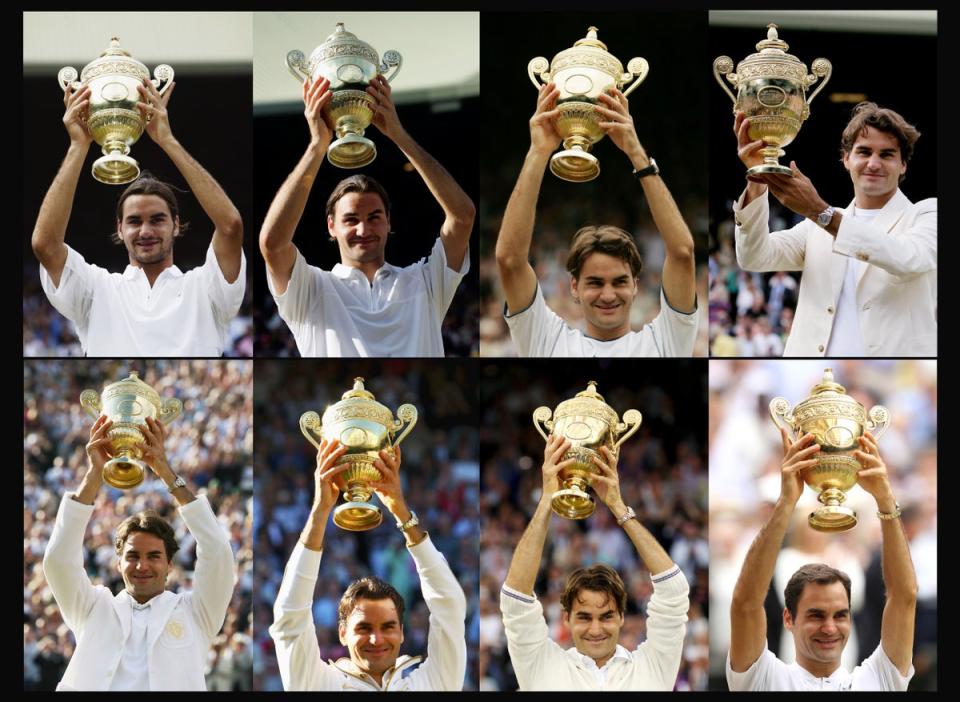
[328, 192, 391, 267]
[784, 581, 851, 671]
[842, 126, 906, 209]
[338, 597, 404, 680]
[117, 194, 178, 267]
[570, 253, 638, 339]
[117, 531, 171, 604]
[561, 589, 624, 667]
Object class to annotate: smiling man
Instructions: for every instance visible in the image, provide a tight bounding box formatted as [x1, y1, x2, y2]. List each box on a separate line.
[41, 416, 236, 691]
[259, 75, 475, 357]
[494, 83, 698, 357]
[270, 439, 467, 691]
[728, 429, 917, 690]
[501, 435, 690, 690]
[732, 102, 936, 356]
[32, 78, 246, 357]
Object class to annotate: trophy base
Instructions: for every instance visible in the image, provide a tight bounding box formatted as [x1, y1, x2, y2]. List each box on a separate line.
[808, 505, 858, 532]
[92, 153, 140, 185]
[334, 500, 383, 531]
[550, 149, 599, 183]
[328, 135, 376, 169]
[551, 488, 596, 520]
[103, 456, 146, 490]
[746, 163, 792, 181]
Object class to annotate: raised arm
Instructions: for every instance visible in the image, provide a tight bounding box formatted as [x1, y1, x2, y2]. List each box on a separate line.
[367, 75, 475, 272]
[31, 84, 94, 287]
[729, 429, 818, 672]
[495, 83, 562, 316]
[137, 80, 244, 282]
[597, 88, 696, 313]
[854, 432, 917, 676]
[301, 438, 350, 551]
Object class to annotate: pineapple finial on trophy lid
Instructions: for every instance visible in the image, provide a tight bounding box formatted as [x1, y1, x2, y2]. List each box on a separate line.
[756, 23, 789, 53]
[576, 380, 606, 402]
[102, 37, 131, 57]
[342, 377, 376, 401]
[574, 26, 608, 51]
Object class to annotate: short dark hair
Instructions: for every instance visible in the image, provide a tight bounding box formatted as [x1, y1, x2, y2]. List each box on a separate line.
[561, 564, 627, 616]
[566, 225, 643, 280]
[784, 563, 852, 619]
[840, 102, 920, 181]
[338, 576, 405, 627]
[115, 511, 179, 562]
[113, 172, 189, 244]
[326, 175, 392, 220]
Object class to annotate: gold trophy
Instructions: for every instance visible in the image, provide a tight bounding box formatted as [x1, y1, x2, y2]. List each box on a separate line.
[713, 24, 831, 180]
[300, 378, 417, 531]
[80, 371, 183, 489]
[533, 381, 642, 519]
[286, 23, 402, 169]
[58, 38, 174, 185]
[770, 368, 889, 532]
[529, 27, 648, 182]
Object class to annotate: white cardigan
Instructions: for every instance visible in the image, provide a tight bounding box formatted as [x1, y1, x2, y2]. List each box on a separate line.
[42, 494, 236, 691]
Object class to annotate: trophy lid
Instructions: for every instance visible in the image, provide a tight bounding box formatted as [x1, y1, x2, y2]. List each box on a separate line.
[102, 371, 161, 405]
[322, 377, 394, 428]
[553, 381, 620, 425]
[550, 26, 625, 78]
[735, 24, 808, 81]
[80, 37, 149, 82]
[310, 22, 381, 68]
[796, 368, 863, 411]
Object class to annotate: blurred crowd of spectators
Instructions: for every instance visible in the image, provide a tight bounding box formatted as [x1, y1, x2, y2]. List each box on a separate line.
[252, 360, 479, 690]
[23, 359, 254, 691]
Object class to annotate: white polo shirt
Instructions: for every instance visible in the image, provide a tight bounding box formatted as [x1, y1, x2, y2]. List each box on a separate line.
[269, 237, 469, 357]
[726, 644, 914, 691]
[39, 243, 246, 357]
[504, 284, 698, 357]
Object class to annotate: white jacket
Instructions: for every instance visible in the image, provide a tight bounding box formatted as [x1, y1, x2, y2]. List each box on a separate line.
[41, 494, 236, 691]
[500, 564, 690, 690]
[734, 189, 937, 356]
[270, 536, 467, 691]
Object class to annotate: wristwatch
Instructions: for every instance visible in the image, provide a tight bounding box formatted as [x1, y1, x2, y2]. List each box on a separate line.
[876, 502, 902, 520]
[396, 510, 420, 532]
[816, 205, 836, 228]
[616, 506, 637, 527]
[167, 475, 187, 493]
[632, 158, 659, 180]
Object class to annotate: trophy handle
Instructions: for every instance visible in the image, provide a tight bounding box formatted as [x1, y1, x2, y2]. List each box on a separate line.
[613, 409, 643, 450]
[804, 58, 833, 109]
[532, 406, 553, 442]
[712, 56, 738, 105]
[619, 57, 649, 98]
[769, 397, 797, 440]
[158, 397, 183, 425]
[380, 50, 402, 84]
[80, 389, 102, 420]
[286, 50, 311, 83]
[866, 405, 890, 441]
[57, 66, 81, 92]
[527, 57, 550, 91]
[299, 411, 323, 451]
[392, 404, 418, 447]
[152, 65, 175, 96]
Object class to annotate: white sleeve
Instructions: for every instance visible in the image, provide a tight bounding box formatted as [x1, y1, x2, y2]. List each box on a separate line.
[832, 198, 936, 278]
[646, 287, 699, 357]
[421, 237, 470, 321]
[499, 584, 567, 690]
[39, 245, 97, 329]
[268, 248, 317, 326]
[41, 495, 104, 634]
[635, 565, 690, 690]
[725, 646, 783, 691]
[268, 542, 342, 691]
[734, 191, 808, 272]
[201, 243, 247, 325]
[853, 644, 914, 691]
[406, 536, 467, 691]
[179, 495, 235, 639]
[503, 282, 565, 357]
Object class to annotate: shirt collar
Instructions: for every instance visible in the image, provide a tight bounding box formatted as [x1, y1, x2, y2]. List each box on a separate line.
[121, 590, 155, 610]
[567, 643, 632, 670]
[121, 263, 184, 281]
[331, 261, 397, 281]
[792, 661, 849, 685]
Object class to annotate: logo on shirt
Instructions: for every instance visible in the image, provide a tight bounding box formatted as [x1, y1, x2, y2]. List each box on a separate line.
[165, 620, 185, 640]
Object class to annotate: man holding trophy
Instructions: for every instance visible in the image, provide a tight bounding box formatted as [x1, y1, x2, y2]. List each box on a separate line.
[32, 45, 247, 357]
[270, 438, 467, 690]
[42, 415, 237, 690]
[500, 434, 690, 690]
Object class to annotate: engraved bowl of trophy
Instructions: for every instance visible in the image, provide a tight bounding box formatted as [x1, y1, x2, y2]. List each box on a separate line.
[80, 371, 183, 489]
[286, 23, 402, 169]
[528, 26, 648, 183]
[533, 381, 642, 519]
[713, 24, 831, 181]
[58, 38, 174, 185]
[300, 377, 417, 531]
[770, 368, 890, 532]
